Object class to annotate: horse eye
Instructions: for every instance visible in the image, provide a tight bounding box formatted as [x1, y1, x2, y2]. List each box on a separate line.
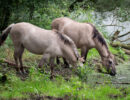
[109, 60, 112, 64]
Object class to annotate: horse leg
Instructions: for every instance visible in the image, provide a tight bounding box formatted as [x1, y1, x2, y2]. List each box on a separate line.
[56, 57, 60, 64]
[81, 47, 89, 63]
[50, 57, 55, 79]
[84, 49, 89, 62]
[18, 45, 25, 74]
[14, 51, 19, 72]
[14, 44, 25, 74]
[63, 57, 69, 68]
[57, 57, 69, 68]
[38, 53, 50, 68]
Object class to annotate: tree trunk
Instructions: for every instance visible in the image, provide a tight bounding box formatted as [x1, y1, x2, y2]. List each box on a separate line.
[0, 9, 11, 32]
[0, 0, 13, 32]
[111, 42, 130, 50]
[111, 30, 120, 41]
[122, 49, 130, 55]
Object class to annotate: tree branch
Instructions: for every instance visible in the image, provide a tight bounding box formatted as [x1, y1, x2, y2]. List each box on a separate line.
[0, 59, 29, 68]
[101, 24, 125, 28]
[96, 82, 130, 84]
[120, 38, 130, 42]
[118, 31, 130, 38]
[111, 30, 120, 41]
[122, 49, 130, 55]
[111, 42, 130, 50]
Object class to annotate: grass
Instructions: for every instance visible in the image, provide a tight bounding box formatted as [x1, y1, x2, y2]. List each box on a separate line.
[0, 67, 130, 100]
[0, 68, 130, 100]
[0, 37, 130, 100]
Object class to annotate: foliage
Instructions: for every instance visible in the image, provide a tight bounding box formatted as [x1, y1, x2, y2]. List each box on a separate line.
[0, 0, 74, 31]
[76, 65, 93, 82]
[98, 0, 130, 22]
[0, 66, 130, 100]
[109, 45, 129, 61]
[71, 0, 130, 21]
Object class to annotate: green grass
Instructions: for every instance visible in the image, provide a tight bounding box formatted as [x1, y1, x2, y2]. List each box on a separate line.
[0, 67, 130, 100]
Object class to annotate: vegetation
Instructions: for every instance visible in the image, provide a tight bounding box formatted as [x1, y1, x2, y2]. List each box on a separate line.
[0, 0, 130, 100]
[0, 66, 130, 100]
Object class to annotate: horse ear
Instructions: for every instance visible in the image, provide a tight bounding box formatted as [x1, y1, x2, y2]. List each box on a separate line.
[110, 53, 118, 65]
[52, 29, 58, 33]
[113, 55, 118, 65]
[78, 57, 85, 62]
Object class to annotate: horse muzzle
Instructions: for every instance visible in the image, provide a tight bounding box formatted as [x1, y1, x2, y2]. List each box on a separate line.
[109, 70, 116, 76]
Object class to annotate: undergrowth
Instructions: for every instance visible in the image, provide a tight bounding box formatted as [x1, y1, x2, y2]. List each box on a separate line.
[0, 65, 130, 100]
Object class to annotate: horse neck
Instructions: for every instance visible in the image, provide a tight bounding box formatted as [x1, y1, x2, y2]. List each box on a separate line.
[95, 41, 109, 59]
[60, 43, 77, 63]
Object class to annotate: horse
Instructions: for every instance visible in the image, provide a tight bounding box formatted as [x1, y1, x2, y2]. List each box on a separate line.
[0, 22, 83, 77]
[51, 17, 116, 76]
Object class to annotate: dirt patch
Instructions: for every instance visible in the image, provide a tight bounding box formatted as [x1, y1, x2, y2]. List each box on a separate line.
[109, 94, 120, 99]
[28, 93, 70, 100]
[120, 88, 128, 97]
[29, 94, 63, 100]
[108, 88, 128, 99]
[0, 61, 74, 81]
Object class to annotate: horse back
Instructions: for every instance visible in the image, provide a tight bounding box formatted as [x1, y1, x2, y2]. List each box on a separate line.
[10, 22, 61, 55]
[52, 17, 95, 48]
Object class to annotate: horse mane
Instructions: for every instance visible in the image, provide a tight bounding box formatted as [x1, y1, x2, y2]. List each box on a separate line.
[56, 31, 79, 59]
[58, 33, 72, 45]
[88, 23, 108, 49]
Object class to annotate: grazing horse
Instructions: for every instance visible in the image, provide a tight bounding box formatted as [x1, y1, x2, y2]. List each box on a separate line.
[0, 22, 83, 77]
[51, 17, 116, 76]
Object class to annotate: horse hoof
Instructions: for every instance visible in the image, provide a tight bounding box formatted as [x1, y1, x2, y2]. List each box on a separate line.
[22, 69, 28, 75]
[64, 65, 69, 68]
[17, 70, 23, 75]
[16, 68, 20, 72]
[18, 68, 26, 75]
[50, 76, 53, 80]
[64, 66, 69, 68]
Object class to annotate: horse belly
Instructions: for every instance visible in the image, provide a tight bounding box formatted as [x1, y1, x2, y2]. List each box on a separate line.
[45, 43, 62, 57]
[22, 38, 48, 55]
[24, 45, 44, 55]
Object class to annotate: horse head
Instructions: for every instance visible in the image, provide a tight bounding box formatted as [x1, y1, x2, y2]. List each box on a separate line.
[75, 57, 85, 67]
[102, 53, 116, 76]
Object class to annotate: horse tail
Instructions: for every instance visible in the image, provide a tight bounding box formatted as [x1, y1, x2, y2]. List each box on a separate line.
[0, 23, 15, 46]
[57, 31, 80, 59]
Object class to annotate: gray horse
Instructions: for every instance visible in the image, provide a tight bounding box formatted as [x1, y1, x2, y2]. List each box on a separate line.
[0, 22, 83, 77]
[52, 17, 116, 76]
